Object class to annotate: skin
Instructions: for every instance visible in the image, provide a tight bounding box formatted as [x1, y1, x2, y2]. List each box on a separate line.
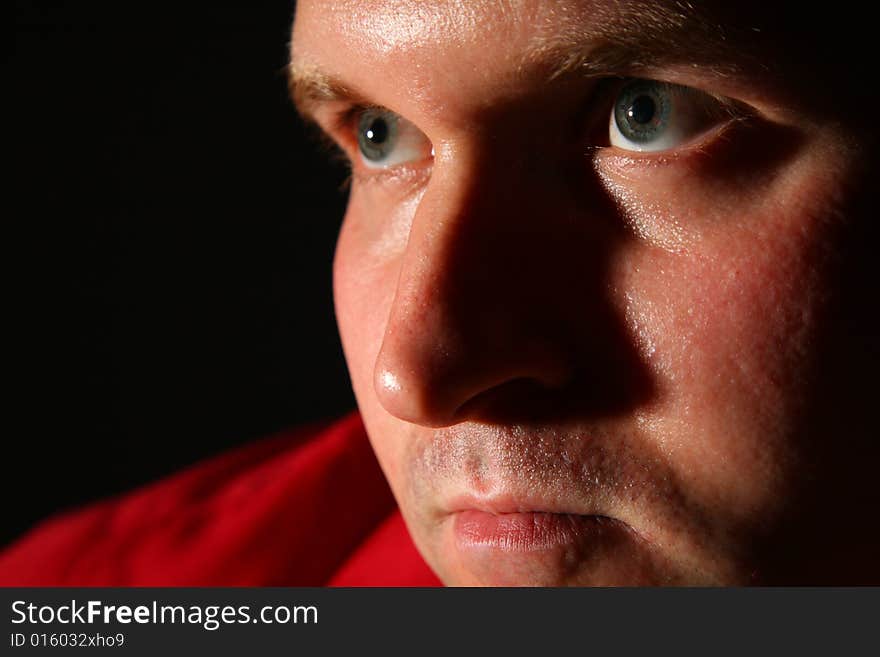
[290, 1, 880, 585]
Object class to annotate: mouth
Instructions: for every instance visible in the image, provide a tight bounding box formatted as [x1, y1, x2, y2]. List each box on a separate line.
[440, 497, 649, 585]
[411, 423, 679, 584]
[453, 509, 620, 552]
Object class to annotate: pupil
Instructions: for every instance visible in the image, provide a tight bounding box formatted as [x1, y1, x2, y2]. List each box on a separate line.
[365, 118, 388, 144]
[627, 95, 655, 124]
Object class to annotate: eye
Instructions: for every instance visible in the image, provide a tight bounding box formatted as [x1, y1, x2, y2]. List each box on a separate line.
[356, 108, 431, 169]
[609, 79, 732, 153]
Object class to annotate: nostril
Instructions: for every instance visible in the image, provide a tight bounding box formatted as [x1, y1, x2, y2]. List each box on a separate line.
[451, 375, 572, 425]
[372, 331, 580, 427]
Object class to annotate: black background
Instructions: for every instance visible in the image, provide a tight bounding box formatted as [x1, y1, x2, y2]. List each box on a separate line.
[9, 1, 353, 546]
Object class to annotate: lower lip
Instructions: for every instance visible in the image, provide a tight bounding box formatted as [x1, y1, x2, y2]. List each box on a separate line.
[453, 510, 612, 552]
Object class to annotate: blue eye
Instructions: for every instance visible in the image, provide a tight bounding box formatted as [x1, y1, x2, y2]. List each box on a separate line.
[609, 80, 725, 153]
[357, 110, 397, 163]
[356, 108, 431, 169]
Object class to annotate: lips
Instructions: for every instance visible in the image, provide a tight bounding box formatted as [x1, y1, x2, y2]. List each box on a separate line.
[453, 509, 619, 552]
[444, 504, 644, 585]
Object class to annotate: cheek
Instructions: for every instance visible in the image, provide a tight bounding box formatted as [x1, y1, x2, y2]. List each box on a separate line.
[612, 151, 841, 528]
[333, 212, 390, 415]
[332, 189, 420, 484]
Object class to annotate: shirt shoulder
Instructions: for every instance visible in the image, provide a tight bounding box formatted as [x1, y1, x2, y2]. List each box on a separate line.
[0, 414, 438, 586]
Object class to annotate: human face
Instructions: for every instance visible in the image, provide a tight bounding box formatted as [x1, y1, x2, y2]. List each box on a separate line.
[291, 1, 879, 585]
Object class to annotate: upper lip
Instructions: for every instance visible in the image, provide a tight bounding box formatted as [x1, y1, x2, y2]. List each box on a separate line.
[415, 422, 676, 548]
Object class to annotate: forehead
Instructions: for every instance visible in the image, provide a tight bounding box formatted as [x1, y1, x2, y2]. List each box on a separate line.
[290, 1, 861, 128]
[290, 1, 817, 110]
[292, 1, 727, 116]
[291, 0, 557, 117]
[290, 0, 729, 53]
[292, 0, 554, 58]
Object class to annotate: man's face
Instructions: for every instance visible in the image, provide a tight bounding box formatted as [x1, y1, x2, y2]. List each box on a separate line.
[291, 1, 878, 584]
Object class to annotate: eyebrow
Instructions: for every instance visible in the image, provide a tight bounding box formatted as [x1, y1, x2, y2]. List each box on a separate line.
[287, 65, 369, 122]
[287, 2, 766, 121]
[527, 2, 763, 81]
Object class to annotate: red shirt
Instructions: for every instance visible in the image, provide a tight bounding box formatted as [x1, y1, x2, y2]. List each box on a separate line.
[0, 414, 441, 586]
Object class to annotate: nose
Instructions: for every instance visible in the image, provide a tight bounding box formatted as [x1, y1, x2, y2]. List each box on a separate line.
[372, 140, 622, 427]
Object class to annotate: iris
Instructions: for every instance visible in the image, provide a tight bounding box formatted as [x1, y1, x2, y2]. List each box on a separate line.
[358, 110, 398, 163]
[613, 80, 671, 145]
